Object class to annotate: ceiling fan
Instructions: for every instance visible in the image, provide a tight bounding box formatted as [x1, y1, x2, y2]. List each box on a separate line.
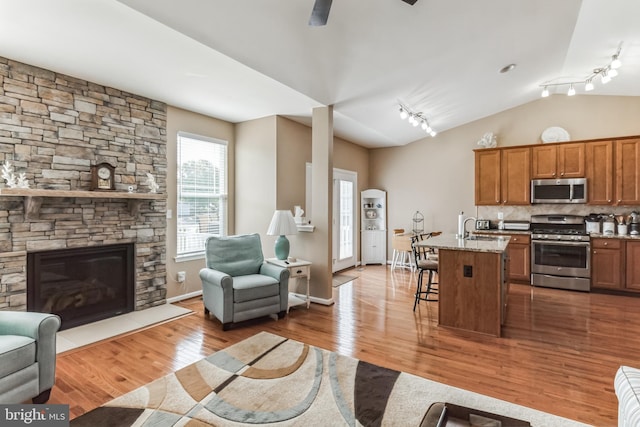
[309, 0, 418, 26]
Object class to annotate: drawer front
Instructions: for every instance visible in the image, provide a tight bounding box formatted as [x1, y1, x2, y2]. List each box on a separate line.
[592, 238, 622, 249]
[289, 265, 310, 278]
[508, 234, 530, 245]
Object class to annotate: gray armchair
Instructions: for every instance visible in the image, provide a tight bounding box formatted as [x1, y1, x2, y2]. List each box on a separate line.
[199, 233, 290, 330]
[0, 311, 61, 404]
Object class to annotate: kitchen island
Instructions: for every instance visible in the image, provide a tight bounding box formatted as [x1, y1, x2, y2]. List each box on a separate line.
[416, 234, 510, 337]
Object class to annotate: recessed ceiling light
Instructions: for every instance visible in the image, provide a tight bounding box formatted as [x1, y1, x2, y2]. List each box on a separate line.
[499, 64, 517, 73]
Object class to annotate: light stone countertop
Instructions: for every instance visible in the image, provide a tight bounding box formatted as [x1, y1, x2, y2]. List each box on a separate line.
[415, 233, 510, 254]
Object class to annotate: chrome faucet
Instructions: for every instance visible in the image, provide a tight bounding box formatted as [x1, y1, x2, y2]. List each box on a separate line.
[462, 216, 477, 238]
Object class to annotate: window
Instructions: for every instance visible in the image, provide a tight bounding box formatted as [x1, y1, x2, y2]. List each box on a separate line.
[176, 132, 228, 259]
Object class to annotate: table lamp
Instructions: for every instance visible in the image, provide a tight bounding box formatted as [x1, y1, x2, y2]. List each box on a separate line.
[267, 210, 298, 260]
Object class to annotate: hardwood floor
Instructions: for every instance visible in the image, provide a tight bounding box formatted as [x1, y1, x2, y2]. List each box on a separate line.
[50, 265, 637, 426]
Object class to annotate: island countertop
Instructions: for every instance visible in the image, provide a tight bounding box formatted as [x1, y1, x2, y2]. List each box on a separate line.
[415, 233, 510, 254]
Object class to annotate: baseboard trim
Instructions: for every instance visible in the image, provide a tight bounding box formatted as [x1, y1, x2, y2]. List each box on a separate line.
[297, 294, 334, 306]
[171, 290, 335, 306]
[167, 290, 203, 304]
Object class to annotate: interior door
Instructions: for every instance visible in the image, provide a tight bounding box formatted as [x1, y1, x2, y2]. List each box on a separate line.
[333, 169, 357, 272]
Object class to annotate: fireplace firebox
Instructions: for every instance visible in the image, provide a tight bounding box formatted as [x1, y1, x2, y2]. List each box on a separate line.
[27, 243, 135, 330]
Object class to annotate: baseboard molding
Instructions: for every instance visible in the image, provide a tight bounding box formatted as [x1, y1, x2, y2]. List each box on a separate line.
[167, 290, 202, 304]
[295, 293, 334, 306]
[171, 290, 334, 306]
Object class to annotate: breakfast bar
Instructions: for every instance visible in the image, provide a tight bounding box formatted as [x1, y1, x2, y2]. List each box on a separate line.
[416, 234, 510, 337]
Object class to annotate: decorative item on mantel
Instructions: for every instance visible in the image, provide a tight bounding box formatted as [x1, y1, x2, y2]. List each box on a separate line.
[476, 132, 497, 148]
[1, 160, 30, 189]
[145, 173, 160, 193]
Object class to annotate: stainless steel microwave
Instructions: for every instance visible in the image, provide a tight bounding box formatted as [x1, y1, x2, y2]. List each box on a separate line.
[531, 178, 587, 204]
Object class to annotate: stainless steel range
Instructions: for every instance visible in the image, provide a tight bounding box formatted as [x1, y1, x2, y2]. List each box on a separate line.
[530, 214, 590, 292]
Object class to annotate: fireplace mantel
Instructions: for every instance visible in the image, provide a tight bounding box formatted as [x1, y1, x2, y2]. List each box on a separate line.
[0, 188, 165, 219]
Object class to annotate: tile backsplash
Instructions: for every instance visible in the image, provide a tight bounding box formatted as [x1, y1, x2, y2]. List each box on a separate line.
[477, 204, 640, 225]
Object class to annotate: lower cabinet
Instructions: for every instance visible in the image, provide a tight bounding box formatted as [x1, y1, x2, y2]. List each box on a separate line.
[506, 234, 530, 283]
[591, 238, 640, 292]
[626, 242, 640, 291]
[361, 230, 386, 265]
[591, 238, 625, 290]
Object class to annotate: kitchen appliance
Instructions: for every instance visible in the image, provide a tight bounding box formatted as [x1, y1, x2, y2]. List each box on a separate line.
[602, 215, 615, 236]
[503, 220, 530, 231]
[475, 219, 490, 230]
[630, 211, 640, 235]
[531, 178, 587, 204]
[530, 214, 590, 292]
[584, 213, 601, 234]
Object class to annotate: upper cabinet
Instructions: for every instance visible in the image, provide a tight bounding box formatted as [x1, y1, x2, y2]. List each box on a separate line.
[475, 136, 640, 206]
[585, 140, 614, 205]
[531, 142, 585, 179]
[475, 147, 530, 205]
[615, 138, 640, 205]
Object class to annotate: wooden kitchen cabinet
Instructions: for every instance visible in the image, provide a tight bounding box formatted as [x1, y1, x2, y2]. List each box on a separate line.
[585, 140, 614, 205]
[531, 142, 585, 179]
[475, 147, 530, 205]
[475, 149, 501, 205]
[591, 238, 625, 290]
[615, 138, 640, 205]
[506, 234, 530, 283]
[625, 241, 640, 291]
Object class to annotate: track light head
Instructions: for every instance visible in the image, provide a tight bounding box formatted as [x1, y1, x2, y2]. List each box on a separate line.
[585, 80, 594, 91]
[611, 54, 621, 69]
[399, 107, 408, 120]
[541, 87, 550, 98]
[567, 84, 576, 96]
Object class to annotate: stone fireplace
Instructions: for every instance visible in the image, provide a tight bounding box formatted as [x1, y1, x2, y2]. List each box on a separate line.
[0, 57, 168, 317]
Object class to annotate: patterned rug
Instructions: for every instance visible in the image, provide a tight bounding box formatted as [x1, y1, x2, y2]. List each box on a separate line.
[70, 332, 588, 426]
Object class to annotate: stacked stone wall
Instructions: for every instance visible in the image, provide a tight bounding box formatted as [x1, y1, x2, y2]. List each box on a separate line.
[0, 57, 167, 311]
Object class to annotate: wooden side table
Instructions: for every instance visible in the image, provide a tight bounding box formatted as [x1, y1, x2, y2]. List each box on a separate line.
[265, 258, 311, 311]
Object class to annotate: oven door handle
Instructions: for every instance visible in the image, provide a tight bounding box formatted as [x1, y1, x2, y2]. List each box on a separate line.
[532, 240, 590, 247]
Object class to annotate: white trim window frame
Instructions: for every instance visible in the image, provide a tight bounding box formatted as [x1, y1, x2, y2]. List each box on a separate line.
[176, 131, 228, 261]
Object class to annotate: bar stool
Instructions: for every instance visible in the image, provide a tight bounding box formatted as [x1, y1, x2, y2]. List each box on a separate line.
[391, 230, 415, 271]
[411, 232, 439, 310]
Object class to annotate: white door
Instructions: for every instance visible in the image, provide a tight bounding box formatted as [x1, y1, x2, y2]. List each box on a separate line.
[333, 169, 357, 272]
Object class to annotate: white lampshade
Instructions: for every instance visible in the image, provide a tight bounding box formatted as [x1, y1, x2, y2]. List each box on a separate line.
[267, 210, 298, 236]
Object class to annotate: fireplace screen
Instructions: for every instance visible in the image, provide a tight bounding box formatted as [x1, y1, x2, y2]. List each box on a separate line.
[27, 243, 135, 330]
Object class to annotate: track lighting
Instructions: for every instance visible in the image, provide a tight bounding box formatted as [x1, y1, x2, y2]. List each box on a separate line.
[585, 79, 594, 91]
[539, 43, 623, 98]
[611, 54, 621, 69]
[397, 103, 437, 137]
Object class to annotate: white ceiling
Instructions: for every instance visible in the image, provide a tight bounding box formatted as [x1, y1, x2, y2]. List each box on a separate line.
[1, 0, 639, 148]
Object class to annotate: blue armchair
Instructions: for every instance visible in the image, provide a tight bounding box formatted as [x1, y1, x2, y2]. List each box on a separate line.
[0, 311, 61, 404]
[199, 233, 290, 330]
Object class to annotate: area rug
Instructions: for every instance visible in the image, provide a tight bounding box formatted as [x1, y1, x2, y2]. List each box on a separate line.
[70, 332, 588, 426]
[332, 274, 358, 288]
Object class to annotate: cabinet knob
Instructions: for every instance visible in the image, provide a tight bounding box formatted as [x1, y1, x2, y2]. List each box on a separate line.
[604, 242, 608, 246]
[296, 269, 303, 274]
[560, 172, 564, 176]
[593, 250, 597, 254]
[608, 200, 612, 203]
